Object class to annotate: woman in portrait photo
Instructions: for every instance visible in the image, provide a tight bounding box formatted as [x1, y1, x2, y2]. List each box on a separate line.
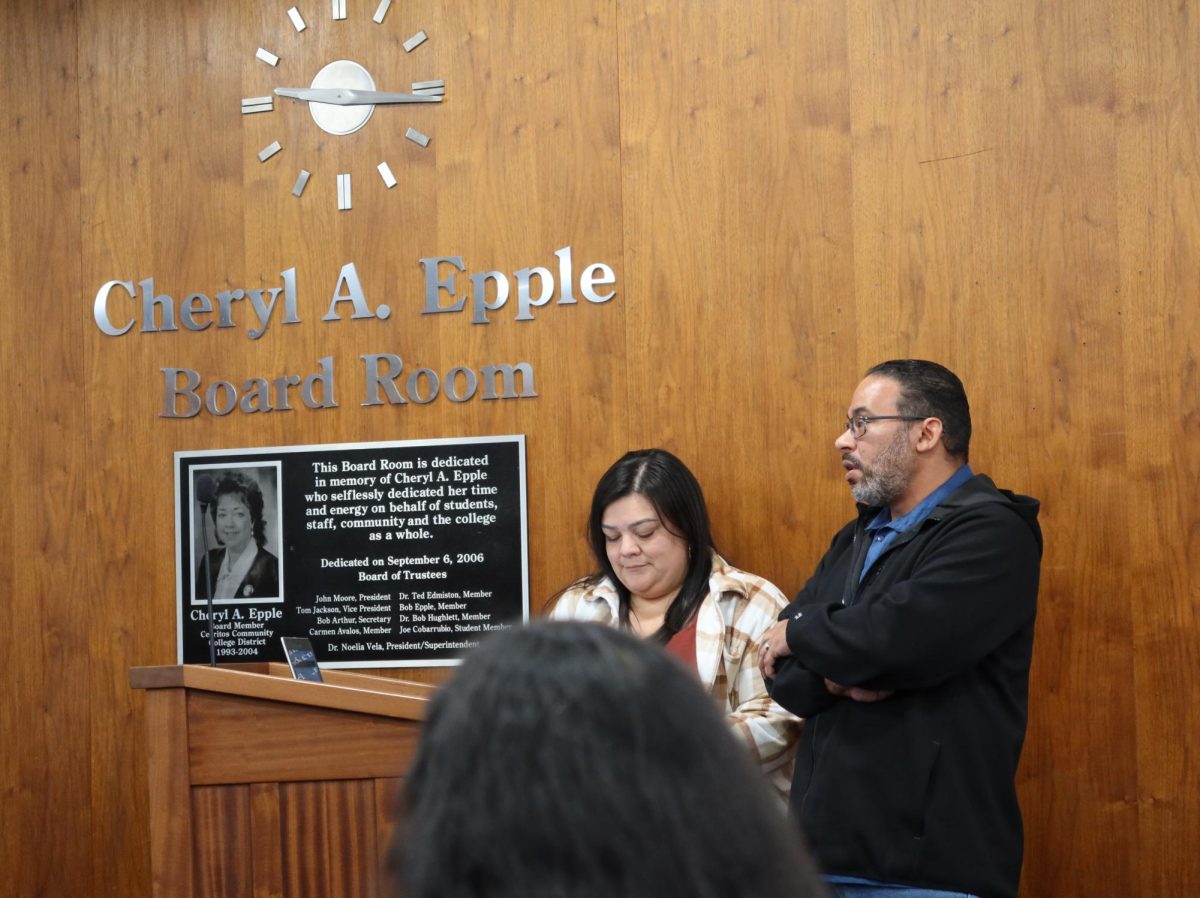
[194, 471, 280, 601]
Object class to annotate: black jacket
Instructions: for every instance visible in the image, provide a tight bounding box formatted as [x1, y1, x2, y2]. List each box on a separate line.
[195, 546, 280, 601]
[769, 474, 1041, 898]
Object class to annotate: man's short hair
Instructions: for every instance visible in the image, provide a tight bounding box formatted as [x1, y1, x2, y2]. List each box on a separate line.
[866, 359, 972, 460]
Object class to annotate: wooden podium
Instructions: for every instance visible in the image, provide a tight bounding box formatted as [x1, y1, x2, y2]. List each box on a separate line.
[130, 663, 435, 898]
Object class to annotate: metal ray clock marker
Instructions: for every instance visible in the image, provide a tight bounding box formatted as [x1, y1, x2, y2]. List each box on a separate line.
[240, 2, 444, 212]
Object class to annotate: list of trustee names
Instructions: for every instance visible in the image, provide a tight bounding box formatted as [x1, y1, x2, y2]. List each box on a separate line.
[193, 585, 510, 657]
[298, 584, 511, 655]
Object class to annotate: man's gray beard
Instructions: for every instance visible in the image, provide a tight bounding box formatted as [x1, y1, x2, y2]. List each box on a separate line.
[849, 430, 913, 507]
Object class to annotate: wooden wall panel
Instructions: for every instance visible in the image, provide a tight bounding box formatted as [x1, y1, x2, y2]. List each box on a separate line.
[843, 2, 1141, 893]
[990, 4, 1137, 892]
[1114, 3, 1200, 896]
[616, 1, 857, 581]
[2, 1, 93, 896]
[3, 0, 1199, 895]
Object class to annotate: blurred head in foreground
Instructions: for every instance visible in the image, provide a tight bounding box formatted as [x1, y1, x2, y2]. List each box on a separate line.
[387, 620, 826, 898]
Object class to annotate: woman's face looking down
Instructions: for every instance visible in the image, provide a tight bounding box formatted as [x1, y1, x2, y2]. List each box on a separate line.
[601, 493, 690, 605]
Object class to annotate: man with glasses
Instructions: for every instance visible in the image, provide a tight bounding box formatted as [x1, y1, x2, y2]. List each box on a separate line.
[759, 360, 1042, 898]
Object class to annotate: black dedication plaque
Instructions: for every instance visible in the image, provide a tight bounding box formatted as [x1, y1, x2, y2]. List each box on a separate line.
[175, 435, 527, 667]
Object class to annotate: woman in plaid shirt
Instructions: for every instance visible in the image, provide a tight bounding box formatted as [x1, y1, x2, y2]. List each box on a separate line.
[550, 449, 802, 800]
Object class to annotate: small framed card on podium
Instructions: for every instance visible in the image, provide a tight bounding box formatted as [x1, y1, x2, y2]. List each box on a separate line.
[281, 637, 323, 683]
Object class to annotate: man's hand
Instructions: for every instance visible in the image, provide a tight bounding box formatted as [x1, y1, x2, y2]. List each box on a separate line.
[824, 679, 894, 703]
[758, 619, 793, 679]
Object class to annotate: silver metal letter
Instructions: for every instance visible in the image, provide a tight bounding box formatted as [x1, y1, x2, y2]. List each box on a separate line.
[245, 282, 285, 340]
[180, 293, 214, 331]
[469, 271, 511, 324]
[445, 367, 480, 402]
[555, 246, 577, 304]
[93, 280, 137, 336]
[161, 368, 203, 418]
[406, 369, 440, 404]
[301, 357, 338, 409]
[281, 267, 301, 324]
[323, 262, 373, 320]
[420, 257, 468, 314]
[580, 262, 617, 303]
[514, 267, 554, 320]
[361, 353, 408, 405]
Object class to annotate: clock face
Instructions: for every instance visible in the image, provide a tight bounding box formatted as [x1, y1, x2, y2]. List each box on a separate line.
[240, 2, 444, 212]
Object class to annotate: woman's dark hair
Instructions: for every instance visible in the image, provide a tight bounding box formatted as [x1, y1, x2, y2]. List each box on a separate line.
[866, 359, 972, 461]
[387, 621, 826, 898]
[586, 449, 715, 641]
[207, 472, 267, 548]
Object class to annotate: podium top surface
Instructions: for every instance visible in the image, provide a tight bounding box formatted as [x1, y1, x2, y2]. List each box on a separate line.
[130, 662, 436, 721]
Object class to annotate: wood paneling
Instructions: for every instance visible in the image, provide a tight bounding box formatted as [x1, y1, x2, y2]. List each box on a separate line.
[3, 0, 93, 896]
[134, 666, 415, 897]
[186, 691, 422, 784]
[1114, 3, 1200, 896]
[616, 1, 857, 575]
[185, 779, 397, 898]
[3, 0, 1199, 895]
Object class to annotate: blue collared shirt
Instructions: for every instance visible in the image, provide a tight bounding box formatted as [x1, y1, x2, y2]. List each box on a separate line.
[859, 464, 974, 582]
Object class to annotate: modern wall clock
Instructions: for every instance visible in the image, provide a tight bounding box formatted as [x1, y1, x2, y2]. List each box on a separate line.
[240, 1, 444, 212]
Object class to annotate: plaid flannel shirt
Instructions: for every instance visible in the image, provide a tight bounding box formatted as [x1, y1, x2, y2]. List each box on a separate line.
[551, 553, 802, 801]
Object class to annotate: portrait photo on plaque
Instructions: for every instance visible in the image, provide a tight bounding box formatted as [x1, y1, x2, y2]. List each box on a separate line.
[190, 462, 284, 604]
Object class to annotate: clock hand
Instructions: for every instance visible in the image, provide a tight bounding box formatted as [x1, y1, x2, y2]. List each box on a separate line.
[274, 87, 441, 105]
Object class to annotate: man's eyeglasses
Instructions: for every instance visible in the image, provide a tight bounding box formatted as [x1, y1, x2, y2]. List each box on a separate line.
[843, 415, 929, 440]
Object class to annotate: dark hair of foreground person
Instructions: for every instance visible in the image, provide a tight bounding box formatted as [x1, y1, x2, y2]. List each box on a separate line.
[387, 620, 827, 898]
